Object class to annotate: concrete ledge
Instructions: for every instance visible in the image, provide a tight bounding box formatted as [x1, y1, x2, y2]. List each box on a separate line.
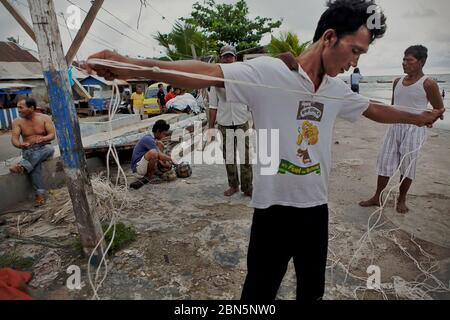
[0, 113, 203, 212]
[0, 157, 104, 213]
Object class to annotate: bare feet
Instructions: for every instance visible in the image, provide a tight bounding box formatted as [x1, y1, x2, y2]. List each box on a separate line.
[224, 187, 239, 197]
[396, 201, 409, 214]
[243, 190, 252, 198]
[9, 164, 24, 174]
[359, 197, 381, 207]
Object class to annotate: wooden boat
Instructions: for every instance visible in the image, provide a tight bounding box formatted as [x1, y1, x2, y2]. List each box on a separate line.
[377, 80, 393, 84]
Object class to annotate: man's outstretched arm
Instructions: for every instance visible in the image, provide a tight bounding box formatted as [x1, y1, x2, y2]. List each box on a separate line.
[85, 50, 224, 89]
[363, 103, 445, 127]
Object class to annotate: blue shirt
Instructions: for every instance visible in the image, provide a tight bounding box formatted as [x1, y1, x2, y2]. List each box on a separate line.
[131, 135, 157, 172]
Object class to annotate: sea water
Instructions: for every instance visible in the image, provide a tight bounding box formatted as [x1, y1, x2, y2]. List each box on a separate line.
[343, 74, 450, 130]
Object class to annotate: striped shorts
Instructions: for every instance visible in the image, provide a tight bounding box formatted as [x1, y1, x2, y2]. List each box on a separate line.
[376, 124, 427, 180]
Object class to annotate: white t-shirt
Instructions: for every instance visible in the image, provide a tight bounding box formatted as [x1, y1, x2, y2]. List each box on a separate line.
[220, 56, 370, 209]
[350, 73, 363, 86]
[209, 86, 250, 126]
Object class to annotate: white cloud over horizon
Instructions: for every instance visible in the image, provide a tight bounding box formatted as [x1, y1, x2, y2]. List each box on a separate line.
[1, 0, 449, 76]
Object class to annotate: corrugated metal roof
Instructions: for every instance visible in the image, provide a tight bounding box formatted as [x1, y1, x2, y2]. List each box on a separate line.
[0, 63, 89, 81]
[0, 43, 126, 83]
[0, 42, 39, 62]
[80, 75, 129, 86]
[0, 83, 36, 90]
[0, 62, 44, 80]
[72, 66, 89, 80]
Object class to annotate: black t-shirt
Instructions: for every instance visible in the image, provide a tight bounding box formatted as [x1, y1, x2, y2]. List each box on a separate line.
[157, 90, 166, 106]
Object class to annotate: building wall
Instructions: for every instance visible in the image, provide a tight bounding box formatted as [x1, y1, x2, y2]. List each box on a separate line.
[0, 107, 18, 130]
[0, 79, 49, 110]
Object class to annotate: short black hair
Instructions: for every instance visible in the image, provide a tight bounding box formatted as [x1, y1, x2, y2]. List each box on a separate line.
[167, 85, 172, 91]
[404, 45, 428, 63]
[25, 98, 37, 110]
[152, 119, 170, 134]
[158, 83, 163, 88]
[313, 0, 387, 44]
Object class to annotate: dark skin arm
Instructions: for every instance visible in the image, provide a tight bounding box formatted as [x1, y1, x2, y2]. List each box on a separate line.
[363, 103, 444, 127]
[84, 50, 224, 89]
[11, 120, 28, 149]
[35, 116, 56, 144]
[391, 78, 401, 105]
[364, 77, 444, 126]
[424, 78, 445, 113]
[157, 150, 173, 163]
[208, 108, 218, 142]
[208, 108, 217, 129]
[85, 50, 444, 127]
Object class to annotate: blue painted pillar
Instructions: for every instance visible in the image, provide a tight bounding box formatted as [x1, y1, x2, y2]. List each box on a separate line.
[28, 0, 104, 259]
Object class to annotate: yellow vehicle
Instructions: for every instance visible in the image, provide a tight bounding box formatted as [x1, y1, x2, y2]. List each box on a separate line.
[143, 82, 168, 116]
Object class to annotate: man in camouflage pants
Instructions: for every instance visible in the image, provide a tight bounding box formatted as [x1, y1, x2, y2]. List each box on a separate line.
[208, 45, 253, 197]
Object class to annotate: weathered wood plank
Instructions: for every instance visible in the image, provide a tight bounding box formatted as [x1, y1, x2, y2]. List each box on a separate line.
[28, 0, 104, 259]
[65, 0, 104, 64]
[0, 0, 36, 42]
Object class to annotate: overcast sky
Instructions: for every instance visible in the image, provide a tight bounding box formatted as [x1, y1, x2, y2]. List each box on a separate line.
[1, 0, 449, 76]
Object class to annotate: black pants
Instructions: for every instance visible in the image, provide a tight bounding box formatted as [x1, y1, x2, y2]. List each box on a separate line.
[241, 204, 329, 301]
[351, 84, 359, 93]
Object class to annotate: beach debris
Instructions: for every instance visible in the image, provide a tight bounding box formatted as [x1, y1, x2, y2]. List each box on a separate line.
[43, 176, 143, 224]
[430, 133, 439, 138]
[341, 159, 364, 166]
[29, 250, 61, 288]
[4, 211, 45, 228]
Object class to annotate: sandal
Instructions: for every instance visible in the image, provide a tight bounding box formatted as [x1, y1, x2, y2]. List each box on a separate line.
[129, 177, 150, 190]
[34, 195, 46, 207]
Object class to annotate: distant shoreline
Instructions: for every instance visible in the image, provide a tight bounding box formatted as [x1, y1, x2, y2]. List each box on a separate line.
[339, 73, 450, 80]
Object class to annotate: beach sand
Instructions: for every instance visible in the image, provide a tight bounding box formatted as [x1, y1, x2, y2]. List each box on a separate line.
[1, 115, 448, 300]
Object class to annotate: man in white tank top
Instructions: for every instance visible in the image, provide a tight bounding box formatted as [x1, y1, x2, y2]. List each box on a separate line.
[360, 45, 445, 213]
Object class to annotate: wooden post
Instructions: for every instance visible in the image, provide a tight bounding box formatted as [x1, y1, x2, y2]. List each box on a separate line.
[28, 0, 104, 260]
[1, 0, 92, 100]
[73, 78, 92, 99]
[65, 0, 104, 64]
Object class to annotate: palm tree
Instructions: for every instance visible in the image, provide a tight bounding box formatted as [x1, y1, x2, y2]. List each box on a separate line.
[153, 21, 216, 61]
[267, 32, 311, 57]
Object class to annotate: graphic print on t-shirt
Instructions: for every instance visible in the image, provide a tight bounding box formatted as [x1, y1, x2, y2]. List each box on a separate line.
[278, 101, 323, 176]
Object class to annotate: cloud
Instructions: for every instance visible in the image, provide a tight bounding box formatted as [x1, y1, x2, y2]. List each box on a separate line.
[1, 0, 449, 75]
[402, 7, 438, 19]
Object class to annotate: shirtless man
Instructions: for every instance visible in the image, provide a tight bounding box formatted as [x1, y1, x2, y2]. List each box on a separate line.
[9, 98, 56, 206]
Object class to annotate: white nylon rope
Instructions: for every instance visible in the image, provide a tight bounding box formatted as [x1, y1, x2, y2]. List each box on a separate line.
[86, 81, 129, 300]
[80, 58, 446, 300]
[86, 58, 436, 113]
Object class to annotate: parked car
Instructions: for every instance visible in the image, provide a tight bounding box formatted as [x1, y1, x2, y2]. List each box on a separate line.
[144, 83, 168, 116]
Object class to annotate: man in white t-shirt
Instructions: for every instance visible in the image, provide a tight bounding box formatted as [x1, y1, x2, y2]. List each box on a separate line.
[209, 45, 253, 197]
[86, 0, 444, 301]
